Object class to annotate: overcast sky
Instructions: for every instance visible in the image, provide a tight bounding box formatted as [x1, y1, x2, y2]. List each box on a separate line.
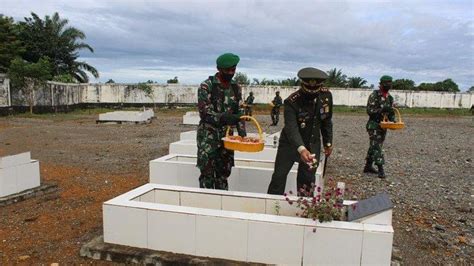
[3, 0, 474, 90]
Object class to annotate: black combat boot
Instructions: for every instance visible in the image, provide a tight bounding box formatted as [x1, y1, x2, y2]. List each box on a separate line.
[363, 160, 378, 174]
[377, 165, 386, 179]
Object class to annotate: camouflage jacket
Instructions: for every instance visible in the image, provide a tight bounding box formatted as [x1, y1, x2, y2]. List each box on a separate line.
[245, 95, 255, 105]
[272, 95, 283, 108]
[197, 74, 246, 136]
[366, 90, 395, 130]
[279, 88, 333, 154]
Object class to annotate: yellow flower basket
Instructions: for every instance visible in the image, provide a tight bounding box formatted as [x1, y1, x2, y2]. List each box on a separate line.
[223, 115, 265, 152]
[380, 108, 405, 130]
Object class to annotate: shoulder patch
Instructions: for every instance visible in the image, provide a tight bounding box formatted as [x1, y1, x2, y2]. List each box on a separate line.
[287, 90, 301, 103]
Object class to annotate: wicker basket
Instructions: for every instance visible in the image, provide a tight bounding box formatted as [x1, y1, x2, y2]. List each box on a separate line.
[223, 116, 264, 152]
[380, 108, 405, 130]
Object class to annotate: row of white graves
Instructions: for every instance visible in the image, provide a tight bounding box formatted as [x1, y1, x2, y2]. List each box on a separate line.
[102, 129, 394, 265]
[97, 108, 154, 124]
[0, 152, 40, 197]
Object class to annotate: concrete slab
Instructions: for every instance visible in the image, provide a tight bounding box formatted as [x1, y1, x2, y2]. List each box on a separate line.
[182, 111, 199, 125]
[97, 109, 154, 124]
[80, 235, 263, 265]
[0, 183, 58, 207]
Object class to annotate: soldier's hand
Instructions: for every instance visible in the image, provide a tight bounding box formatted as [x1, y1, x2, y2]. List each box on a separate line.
[300, 149, 314, 164]
[324, 146, 333, 157]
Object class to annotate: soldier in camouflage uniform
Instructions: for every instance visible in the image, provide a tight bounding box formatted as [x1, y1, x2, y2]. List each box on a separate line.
[197, 53, 246, 190]
[270, 91, 283, 126]
[267, 68, 333, 195]
[364, 75, 396, 179]
[244, 91, 255, 117]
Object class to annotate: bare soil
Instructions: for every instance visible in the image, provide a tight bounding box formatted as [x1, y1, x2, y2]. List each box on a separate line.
[0, 110, 472, 265]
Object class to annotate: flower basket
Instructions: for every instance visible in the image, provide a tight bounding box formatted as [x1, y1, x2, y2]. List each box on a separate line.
[380, 107, 405, 130]
[222, 115, 264, 153]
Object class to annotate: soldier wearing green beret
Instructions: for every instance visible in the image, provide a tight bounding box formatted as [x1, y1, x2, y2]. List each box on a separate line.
[270, 91, 283, 126]
[196, 53, 246, 190]
[267, 67, 333, 195]
[363, 75, 396, 178]
[244, 91, 255, 118]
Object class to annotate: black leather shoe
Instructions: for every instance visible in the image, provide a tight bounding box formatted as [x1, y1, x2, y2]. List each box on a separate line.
[378, 165, 386, 179]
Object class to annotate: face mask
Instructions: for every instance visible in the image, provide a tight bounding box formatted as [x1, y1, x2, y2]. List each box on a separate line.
[382, 84, 392, 91]
[221, 73, 234, 82]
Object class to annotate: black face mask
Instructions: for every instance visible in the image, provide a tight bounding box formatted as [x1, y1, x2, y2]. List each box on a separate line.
[382, 84, 392, 91]
[221, 73, 234, 82]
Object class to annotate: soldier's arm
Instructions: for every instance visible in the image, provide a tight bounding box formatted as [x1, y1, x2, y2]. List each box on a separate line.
[283, 100, 305, 148]
[388, 96, 396, 122]
[235, 85, 247, 137]
[366, 92, 381, 117]
[321, 93, 333, 146]
[197, 81, 221, 125]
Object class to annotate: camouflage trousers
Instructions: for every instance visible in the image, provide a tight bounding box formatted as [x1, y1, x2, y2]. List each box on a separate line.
[196, 123, 234, 190]
[244, 106, 253, 118]
[271, 107, 280, 125]
[365, 128, 387, 166]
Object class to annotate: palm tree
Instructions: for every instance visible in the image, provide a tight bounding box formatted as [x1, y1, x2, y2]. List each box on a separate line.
[347, 77, 368, 88]
[18, 12, 98, 82]
[325, 68, 347, 87]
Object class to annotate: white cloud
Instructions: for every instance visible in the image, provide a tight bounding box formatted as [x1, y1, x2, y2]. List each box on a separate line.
[2, 0, 473, 90]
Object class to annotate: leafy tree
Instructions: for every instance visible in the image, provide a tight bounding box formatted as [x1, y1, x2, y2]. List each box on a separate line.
[233, 72, 250, 85]
[167, 76, 178, 84]
[251, 78, 260, 85]
[137, 82, 155, 109]
[52, 73, 76, 83]
[325, 68, 347, 87]
[8, 57, 52, 114]
[417, 79, 459, 92]
[392, 79, 415, 91]
[105, 79, 115, 84]
[469, 86, 474, 92]
[347, 77, 367, 88]
[17, 12, 98, 82]
[0, 15, 24, 72]
[280, 77, 300, 86]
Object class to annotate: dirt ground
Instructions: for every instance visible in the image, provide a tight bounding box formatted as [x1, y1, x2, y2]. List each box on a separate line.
[0, 109, 472, 265]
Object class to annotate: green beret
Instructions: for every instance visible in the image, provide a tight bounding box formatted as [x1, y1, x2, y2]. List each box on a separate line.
[297, 67, 328, 80]
[216, 53, 240, 68]
[380, 75, 393, 82]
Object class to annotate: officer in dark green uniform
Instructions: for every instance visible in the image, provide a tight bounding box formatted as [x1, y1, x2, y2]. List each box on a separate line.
[267, 67, 333, 195]
[196, 53, 246, 190]
[364, 75, 395, 178]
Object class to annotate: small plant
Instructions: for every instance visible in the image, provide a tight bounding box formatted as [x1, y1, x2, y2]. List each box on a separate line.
[284, 178, 352, 223]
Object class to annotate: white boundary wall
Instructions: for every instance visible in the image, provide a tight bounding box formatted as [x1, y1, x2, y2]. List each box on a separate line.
[103, 183, 393, 265]
[4, 80, 473, 108]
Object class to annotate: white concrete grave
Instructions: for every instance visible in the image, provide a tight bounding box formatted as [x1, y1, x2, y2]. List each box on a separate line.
[98, 108, 154, 123]
[150, 154, 325, 195]
[182, 111, 200, 125]
[103, 183, 394, 265]
[0, 152, 40, 197]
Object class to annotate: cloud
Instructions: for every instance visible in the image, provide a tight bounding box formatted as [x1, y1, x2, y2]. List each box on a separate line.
[3, 0, 474, 90]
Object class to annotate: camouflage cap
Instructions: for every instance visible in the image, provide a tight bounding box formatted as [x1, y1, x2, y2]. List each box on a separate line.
[380, 75, 393, 82]
[216, 53, 240, 68]
[297, 67, 328, 80]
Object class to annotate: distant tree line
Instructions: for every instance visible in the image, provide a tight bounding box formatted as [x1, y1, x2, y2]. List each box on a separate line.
[234, 68, 464, 92]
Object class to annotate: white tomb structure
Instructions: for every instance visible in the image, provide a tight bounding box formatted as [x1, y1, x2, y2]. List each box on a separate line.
[98, 108, 154, 123]
[103, 183, 394, 265]
[182, 111, 200, 125]
[0, 152, 40, 197]
[149, 154, 325, 195]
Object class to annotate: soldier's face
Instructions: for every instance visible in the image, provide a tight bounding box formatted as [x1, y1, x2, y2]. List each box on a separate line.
[302, 79, 324, 91]
[218, 66, 237, 82]
[380, 81, 392, 90]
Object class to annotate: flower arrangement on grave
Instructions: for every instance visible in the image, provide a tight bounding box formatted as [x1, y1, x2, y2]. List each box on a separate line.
[284, 178, 354, 224]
